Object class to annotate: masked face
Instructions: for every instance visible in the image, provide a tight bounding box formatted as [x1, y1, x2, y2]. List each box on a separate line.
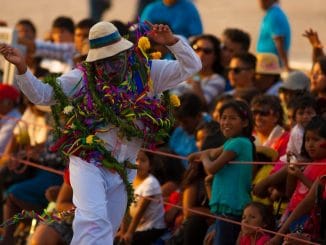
[94, 51, 128, 85]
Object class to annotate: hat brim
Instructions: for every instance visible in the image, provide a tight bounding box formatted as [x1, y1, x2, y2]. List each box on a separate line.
[256, 68, 281, 75]
[279, 83, 305, 91]
[86, 38, 134, 62]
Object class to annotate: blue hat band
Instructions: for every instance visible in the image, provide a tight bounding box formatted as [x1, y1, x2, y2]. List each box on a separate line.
[89, 31, 121, 49]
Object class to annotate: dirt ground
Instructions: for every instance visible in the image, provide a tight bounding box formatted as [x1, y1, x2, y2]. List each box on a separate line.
[2, 0, 326, 68]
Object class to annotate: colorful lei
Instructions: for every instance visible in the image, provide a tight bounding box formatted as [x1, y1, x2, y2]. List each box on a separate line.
[44, 31, 179, 208]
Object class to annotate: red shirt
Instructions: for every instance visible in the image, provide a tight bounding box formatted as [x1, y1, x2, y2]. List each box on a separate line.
[288, 159, 326, 211]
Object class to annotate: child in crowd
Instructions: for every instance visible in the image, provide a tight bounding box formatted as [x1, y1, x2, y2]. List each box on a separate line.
[280, 94, 317, 163]
[270, 175, 326, 244]
[237, 202, 274, 245]
[211, 94, 234, 122]
[189, 100, 255, 245]
[195, 121, 225, 151]
[272, 116, 326, 243]
[115, 150, 166, 245]
[169, 92, 209, 167]
[167, 120, 225, 245]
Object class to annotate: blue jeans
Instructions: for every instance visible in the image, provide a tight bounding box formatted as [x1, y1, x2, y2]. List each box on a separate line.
[213, 214, 241, 245]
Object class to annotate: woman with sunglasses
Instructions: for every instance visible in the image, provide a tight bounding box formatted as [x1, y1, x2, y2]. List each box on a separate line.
[251, 95, 290, 217]
[171, 34, 225, 110]
[251, 95, 289, 160]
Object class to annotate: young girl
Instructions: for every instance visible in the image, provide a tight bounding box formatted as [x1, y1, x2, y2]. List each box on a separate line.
[116, 150, 166, 245]
[270, 116, 326, 244]
[189, 100, 255, 245]
[237, 202, 274, 245]
[280, 94, 317, 163]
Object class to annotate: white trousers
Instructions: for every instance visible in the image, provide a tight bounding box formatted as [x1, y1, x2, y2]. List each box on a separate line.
[69, 156, 128, 245]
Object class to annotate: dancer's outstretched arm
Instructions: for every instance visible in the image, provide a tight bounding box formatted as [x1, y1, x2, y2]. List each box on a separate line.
[0, 43, 27, 74]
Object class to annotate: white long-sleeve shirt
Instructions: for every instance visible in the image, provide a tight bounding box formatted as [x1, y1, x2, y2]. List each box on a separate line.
[15, 38, 201, 173]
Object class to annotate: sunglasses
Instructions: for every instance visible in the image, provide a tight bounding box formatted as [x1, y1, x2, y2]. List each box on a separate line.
[227, 67, 252, 74]
[192, 45, 214, 54]
[251, 109, 271, 116]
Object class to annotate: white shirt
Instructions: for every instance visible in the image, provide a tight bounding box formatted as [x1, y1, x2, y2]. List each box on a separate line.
[13, 107, 49, 146]
[130, 175, 166, 231]
[171, 73, 225, 104]
[280, 123, 304, 162]
[15, 38, 201, 179]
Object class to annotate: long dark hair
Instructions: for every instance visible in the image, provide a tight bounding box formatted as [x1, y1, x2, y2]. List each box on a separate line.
[180, 161, 206, 191]
[219, 100, 256, 160]
[301, 116, 326, 159]
[219, 100, 254, 139]
[243, 202, 275, 231]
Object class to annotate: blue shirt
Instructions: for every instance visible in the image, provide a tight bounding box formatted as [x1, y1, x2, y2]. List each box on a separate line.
[210, 137, 253, 216]
[169, 126, 198, 167]
[169, 113, 211, 167]
[140, 0, 203, 38]
[257, 4, 291, 57]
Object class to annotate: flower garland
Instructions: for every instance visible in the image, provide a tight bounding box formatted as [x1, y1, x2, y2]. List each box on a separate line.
[44, 32, 180, 208]
[0, 208, 76, 240]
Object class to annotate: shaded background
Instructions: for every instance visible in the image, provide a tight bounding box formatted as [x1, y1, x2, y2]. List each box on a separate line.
[2, 0, 326, 68]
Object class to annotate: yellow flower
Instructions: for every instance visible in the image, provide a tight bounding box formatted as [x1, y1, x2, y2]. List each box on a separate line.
[170, 94, 180, 107]
[138, 36, 151, 51]
[86, 135, 95, 144]
[63, 105, 74, 115]
[150, 51, 162, 60]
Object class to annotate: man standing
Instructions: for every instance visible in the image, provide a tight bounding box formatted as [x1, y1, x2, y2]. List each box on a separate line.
[140, 0, 203, 39]
[0, 21, 201, 244]
[257, 0, 291, 71]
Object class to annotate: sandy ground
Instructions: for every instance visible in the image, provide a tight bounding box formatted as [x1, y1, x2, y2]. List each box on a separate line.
[1, 0, 326, 68]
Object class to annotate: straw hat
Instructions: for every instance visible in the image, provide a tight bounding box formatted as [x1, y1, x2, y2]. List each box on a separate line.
[256, 53, 281, 75]
[86, 21, 133, 62]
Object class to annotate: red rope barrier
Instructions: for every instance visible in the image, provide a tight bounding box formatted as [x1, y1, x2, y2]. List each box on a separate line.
[141, 148, 326, 166]
[0, 153, 64, 176]
[2, 113, 326, 166]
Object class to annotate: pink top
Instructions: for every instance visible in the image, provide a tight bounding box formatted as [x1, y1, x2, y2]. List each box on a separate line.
[239, 233, 271, 245]
[288, 159, 326, 211]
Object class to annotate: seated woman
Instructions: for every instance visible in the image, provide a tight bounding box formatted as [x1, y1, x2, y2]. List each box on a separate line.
[251, 95, 290, 216]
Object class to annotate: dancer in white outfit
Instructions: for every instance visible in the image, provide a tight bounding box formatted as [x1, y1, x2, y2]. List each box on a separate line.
[0, 21, 201, 244]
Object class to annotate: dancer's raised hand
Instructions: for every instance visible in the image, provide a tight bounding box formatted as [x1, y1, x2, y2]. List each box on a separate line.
[146, 21, 179, 46]
[0, 43, 27, 74]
